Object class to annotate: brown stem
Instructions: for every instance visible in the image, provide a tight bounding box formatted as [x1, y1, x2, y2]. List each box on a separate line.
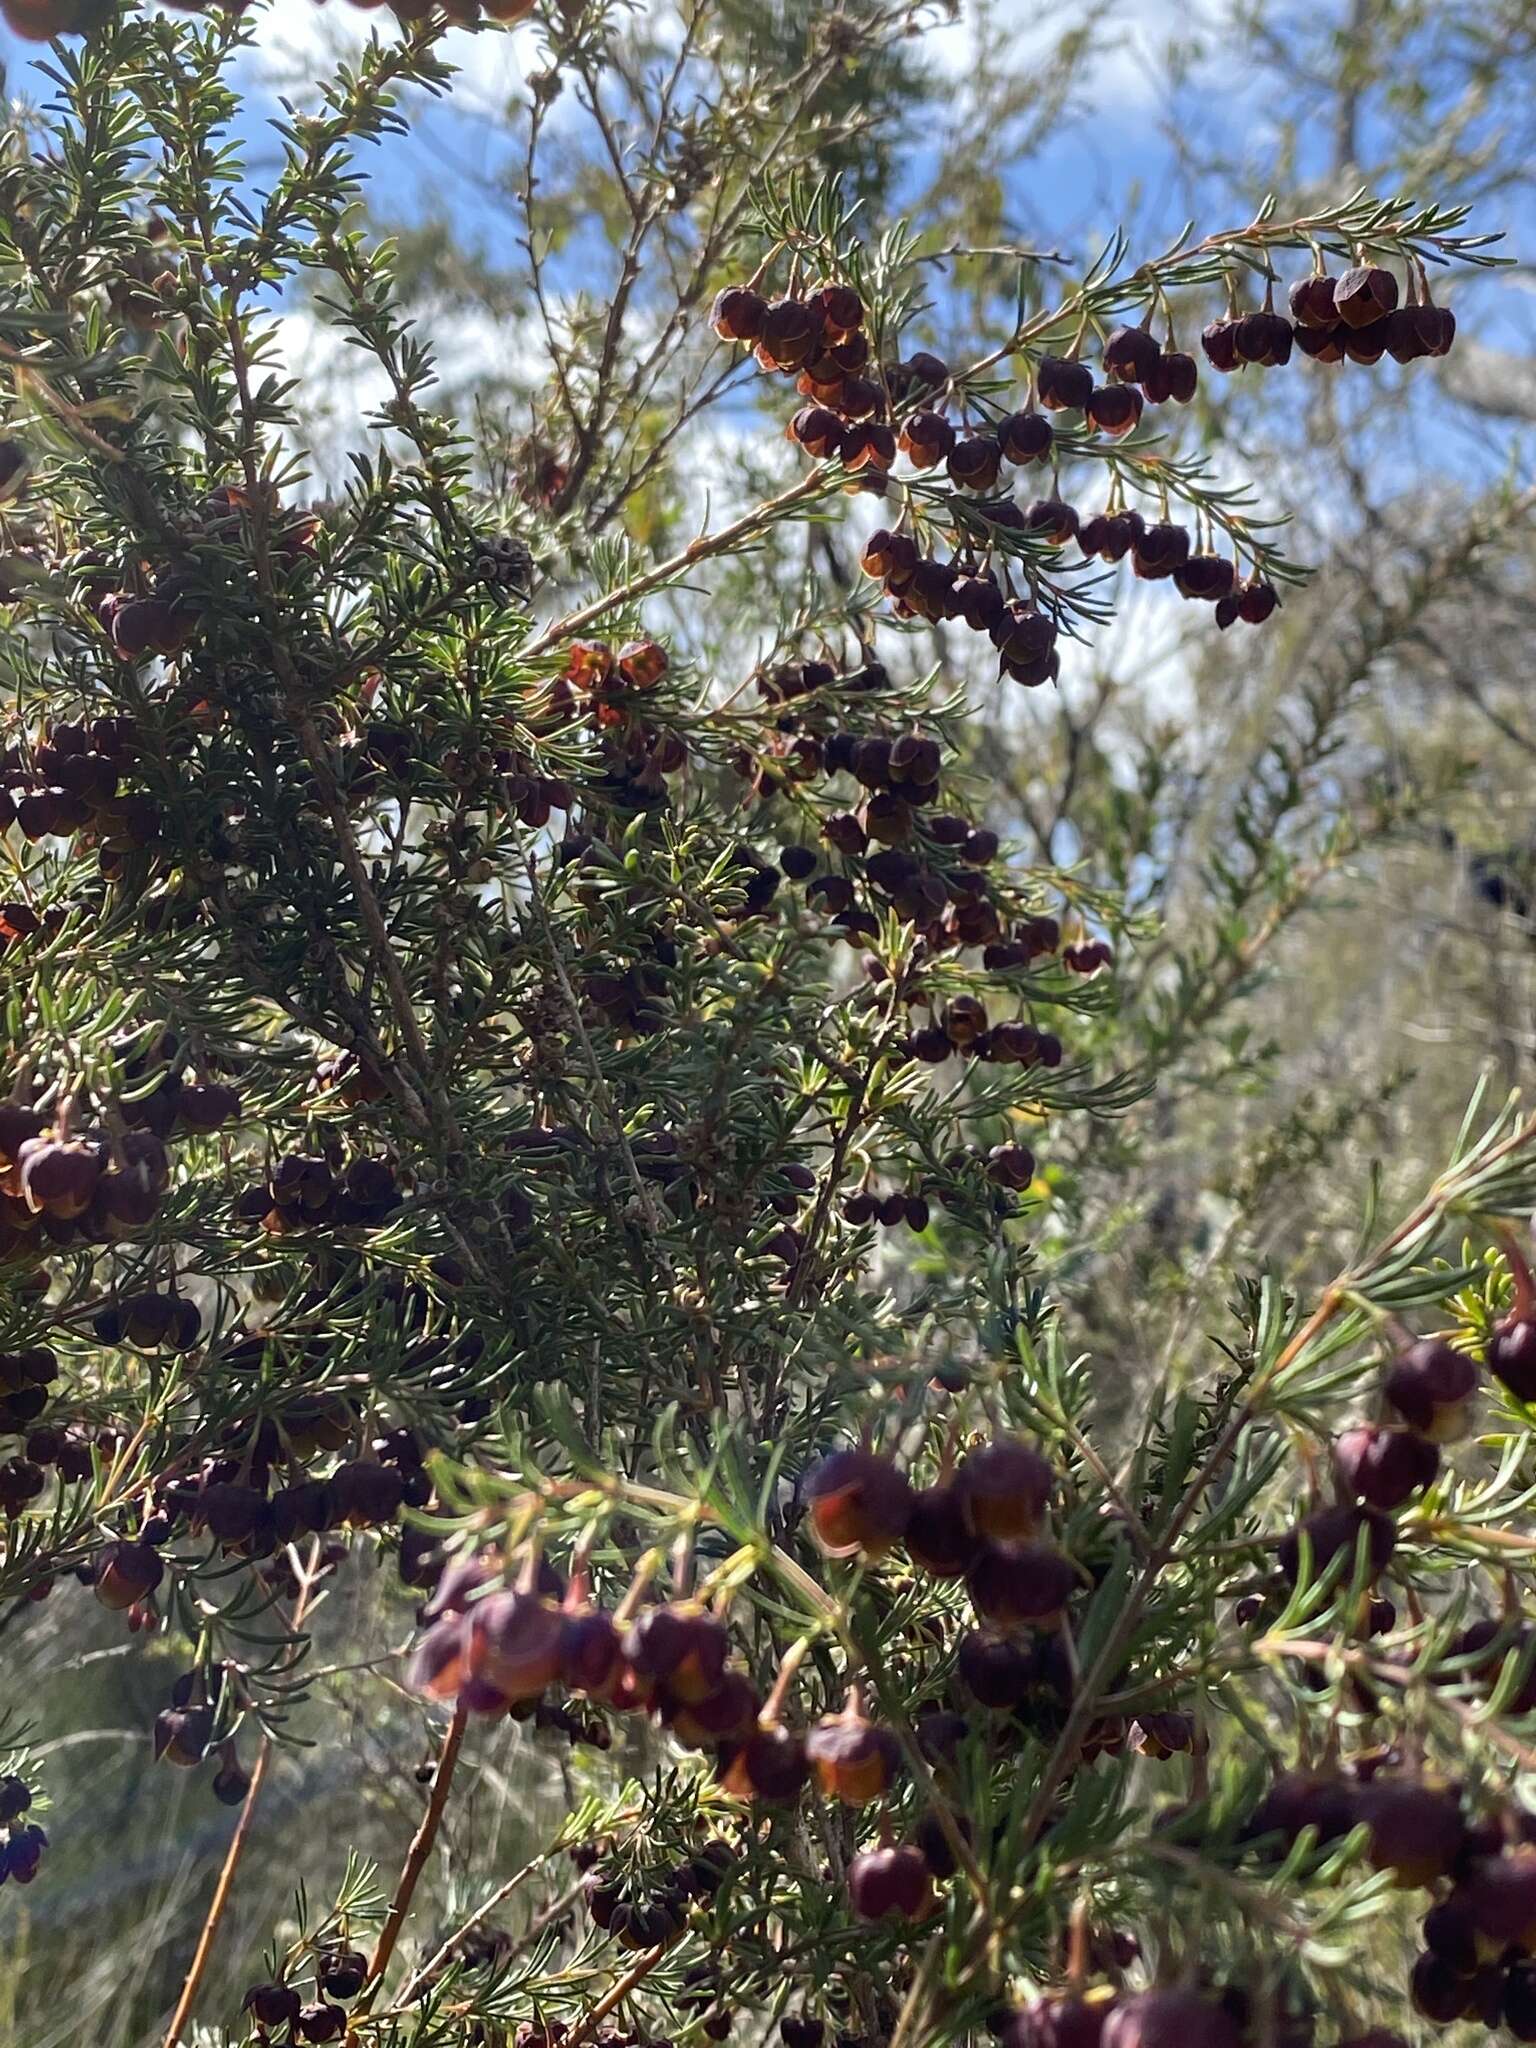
[562, 1942, 668, 2048]
[357, 1699, 470, 2009]
[161, 1549, 322, 2048]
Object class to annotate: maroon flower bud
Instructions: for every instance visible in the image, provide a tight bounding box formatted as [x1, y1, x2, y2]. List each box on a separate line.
[1334, 1424, 1438, 1509]
[1237, 578, 1279, 624]
[1288, 275, 1338, 327]
[1359, 1776, 1465, 1886]
[942, 994, 989, 1046]
[991, 603, 1057, 667]
[898, 409, 955, 470]
[93, 1538, 164, 1610]
[720, 1720, 809, 1802]
[624, 1602, 730, 1706]
[789, 405, 845, 460]
[803, 1448, 913, 1558]
[1129, 1711, 1204, 1760]
[1410, 1953, 1471, 2025]
[757, 298, 818, 371]
[1491, 1307, 1536, 1402]
[811, 282, 864, 336]
[296, 2005, 347, 2044]
[847, 1843, 933, 1922]
[905, 1482, 982, 1578]
[957, 1630, 1036, 1708]
[1101, 1991, 1239, 2048]
[1245, 1768, 1358, 1847]
[947, 434, 1004, 492]
[1508, 1966, 1536, 2043]
[245, 1984, 303, 2030]
[1159, 351, 1198, 402]
[1171, 554, 1237, 603]
[1277, 1504, 1395, 1587]
[1002, 1995, 1115, 2048]
[998, 411, 1053, 464]
[710, 286, 767, 342]
[1131, 521, 1191, 580]
[1335, 263, 1399, 329]
[317, 1948, 369, 2002]
[856, 524, 913, 581]
[154, 1703, 214, 1767]
[330, 1459, 405, 1526]
[1102, 322, 1161, 385]
[1292, 321, 1349, 363]
[1461, 1847, 1536, 1949]
[1024, 497, 1078, 544]
[1343, 318, 1391, 365]
[467, 1590, 565, 1705]
[667, 1671, 760, 1748]
[841, 420, 897, 471]
[967, 1541, 1076, 1629]
[1423, 1897, 1480, 1974]
[1084, 385, 1144, 438]
[559, 1607, 621, 1695]
[1200, 319, 1242, 373]
[1386, 1337, 1477, 1439]
[806, 1702, 903, 1804]
[1036, 356, 1094, 411]
[957, 1437, 1050, 1540]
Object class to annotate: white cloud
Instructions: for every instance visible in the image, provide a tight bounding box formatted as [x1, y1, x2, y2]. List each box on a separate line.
[239, 0, 542, 112]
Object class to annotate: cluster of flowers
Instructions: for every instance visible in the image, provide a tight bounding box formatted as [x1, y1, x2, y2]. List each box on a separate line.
[0, 1774, 45, 1889]
[0, 714, 161, 876]
[1203, 263, 1457, 372]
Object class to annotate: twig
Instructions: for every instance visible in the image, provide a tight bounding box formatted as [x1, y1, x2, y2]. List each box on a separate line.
[518, 470, 830, 664]
[357, 1699, 470, 2009]
[562, 1942, 667, 2048]
[160, 1544, 322, 2048]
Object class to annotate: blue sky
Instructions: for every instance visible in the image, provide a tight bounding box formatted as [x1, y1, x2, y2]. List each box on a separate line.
[0, 0, 1526, 509]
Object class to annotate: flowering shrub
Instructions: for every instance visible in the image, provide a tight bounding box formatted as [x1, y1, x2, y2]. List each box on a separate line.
[0, 9, 1530, 2048]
